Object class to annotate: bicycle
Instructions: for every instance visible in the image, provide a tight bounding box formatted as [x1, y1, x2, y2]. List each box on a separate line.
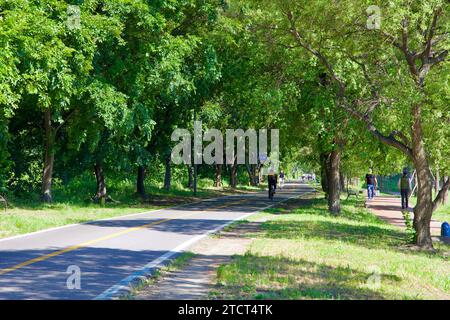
[268, 184, 275, 200]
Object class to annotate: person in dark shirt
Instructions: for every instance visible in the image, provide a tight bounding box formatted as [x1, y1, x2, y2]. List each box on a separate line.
[398, 169, 411, 210]
[365, 169, 377, 200]
[268, 170, 277, 199]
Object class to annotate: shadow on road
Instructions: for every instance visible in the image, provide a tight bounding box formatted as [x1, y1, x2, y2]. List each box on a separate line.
[0, 247, 172, 300]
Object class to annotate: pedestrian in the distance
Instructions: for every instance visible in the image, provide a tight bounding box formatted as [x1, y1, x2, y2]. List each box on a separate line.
[279, 171, 285, 189]
[366, 169, 377, 200]
[398, 169, 411, 210]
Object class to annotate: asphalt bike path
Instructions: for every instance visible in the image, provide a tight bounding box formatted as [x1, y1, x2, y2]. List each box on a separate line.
[0, 182, 312, 299]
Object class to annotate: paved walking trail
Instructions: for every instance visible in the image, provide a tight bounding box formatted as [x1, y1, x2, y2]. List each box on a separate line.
[366, 196, 441, 236]
[0, 182, 310, 300]
[134, 189, 300, 300]
[134, 223, 258, 300]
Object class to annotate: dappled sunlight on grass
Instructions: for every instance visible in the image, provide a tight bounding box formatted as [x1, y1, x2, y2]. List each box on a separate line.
[433, 202, 450, 223]
[214, 194, 450, 300]
[260, 219, 406, 250]
[0, 205, 152, 239]
[214, 253, 401, 300]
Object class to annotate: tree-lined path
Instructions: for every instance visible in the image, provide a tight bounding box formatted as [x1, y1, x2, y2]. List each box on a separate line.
[0, 0, 449, 302]
[367, 197, 442, 236]
[0, 183, 311, 300]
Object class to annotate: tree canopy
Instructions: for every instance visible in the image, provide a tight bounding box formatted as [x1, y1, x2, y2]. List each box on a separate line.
[0, 0, 448, 248]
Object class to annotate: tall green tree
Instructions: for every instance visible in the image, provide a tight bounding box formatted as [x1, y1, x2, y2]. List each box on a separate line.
[252, 0, 449, 247]
[2, 0, 125, 202]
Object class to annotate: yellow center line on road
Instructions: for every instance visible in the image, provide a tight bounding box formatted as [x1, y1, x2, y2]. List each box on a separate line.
[0, 197, 251, 276]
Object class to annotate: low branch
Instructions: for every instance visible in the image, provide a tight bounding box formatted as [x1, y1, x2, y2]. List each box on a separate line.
[433, 177, 450, 212]
[390, 130, 411, 149]
[348, 55, 379, 101]
[55, 109, 77, 133]
[423, 8, 441, 59]
[341, 102, 413, 158]
[430, 49, 449, 64]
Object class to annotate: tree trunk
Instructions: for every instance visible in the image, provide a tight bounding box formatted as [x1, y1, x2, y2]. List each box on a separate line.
[246, 164, 257, 186]
[94, 161, 107, 204]
[41, 109, 54, 203]
[327, 150, 341, 214]
[339, 171, 345, 192]
[443, 178, 449, 205]
[435, 167, 439, 195]
[411, 104, 434, 249]
[187, 165, 193, 189]
[164, 155, 171, 191]
[327, 149, 341, 215]
[214, 164, 222, 188]
[230, 163, 237, 189]
[441, 176, 449, 205]
[137, 166, 146, 197]
[319, 152, 330, 198]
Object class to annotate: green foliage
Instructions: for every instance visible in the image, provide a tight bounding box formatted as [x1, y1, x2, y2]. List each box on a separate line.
[402, 209, 416, 243]
[0, 0, 448, 207]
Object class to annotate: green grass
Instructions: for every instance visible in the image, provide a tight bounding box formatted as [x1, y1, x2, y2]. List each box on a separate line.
[407, 196, 450, 223]
[434, 203, 450, 223]
[212, 195, 450, 300]
[0, 203, 159, 239]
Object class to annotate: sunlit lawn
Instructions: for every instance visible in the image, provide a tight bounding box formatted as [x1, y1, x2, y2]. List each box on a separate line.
[0, 203, 160, 239]
[212, 195, 450, 300]
[434, 203, 450, 223]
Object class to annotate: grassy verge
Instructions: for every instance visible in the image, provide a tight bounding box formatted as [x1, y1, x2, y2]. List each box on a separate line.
[434, 203, 450, 223]
[0, 183, 262, 239]
[212, 194, 450, 300]
[407, 196, 450, 223]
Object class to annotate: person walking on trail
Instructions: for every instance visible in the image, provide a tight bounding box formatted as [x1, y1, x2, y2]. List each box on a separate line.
[366, 169, 377, 200]
[398, 169, 411, 210]
[279, 171, 285, 189]
[268, 169, 277, 199]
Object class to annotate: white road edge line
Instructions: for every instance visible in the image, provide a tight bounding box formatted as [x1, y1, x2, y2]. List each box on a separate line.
[0, 191, 261, 244]
[94, 186, 313, 300]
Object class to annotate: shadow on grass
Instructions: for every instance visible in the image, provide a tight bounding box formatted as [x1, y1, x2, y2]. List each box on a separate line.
[260, 220, 407, 250]
[260, 195, 450, 258]
[213, 254, 401, 300]
[264, 196, 378, 222]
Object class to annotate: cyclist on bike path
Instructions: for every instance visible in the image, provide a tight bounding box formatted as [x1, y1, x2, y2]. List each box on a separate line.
[268, 169, 278, 199]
